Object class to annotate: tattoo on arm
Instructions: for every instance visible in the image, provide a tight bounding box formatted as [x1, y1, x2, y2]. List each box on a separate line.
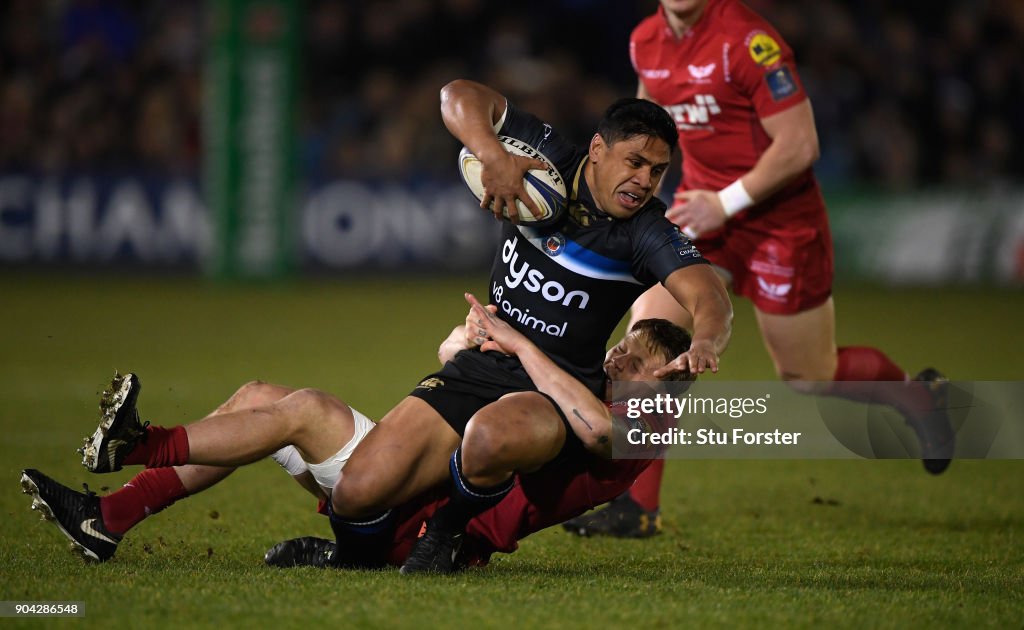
[572, 408, 593, 431]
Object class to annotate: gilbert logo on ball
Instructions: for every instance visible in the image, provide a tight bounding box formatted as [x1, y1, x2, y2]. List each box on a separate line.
[458, 135, 567, 228]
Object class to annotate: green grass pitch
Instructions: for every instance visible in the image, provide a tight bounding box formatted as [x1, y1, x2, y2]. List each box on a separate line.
[0, 272, 1021, 628]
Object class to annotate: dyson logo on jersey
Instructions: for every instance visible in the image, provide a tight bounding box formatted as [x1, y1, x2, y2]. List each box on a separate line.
[501, 238, 590, 308]
[492, 281, 569, 338]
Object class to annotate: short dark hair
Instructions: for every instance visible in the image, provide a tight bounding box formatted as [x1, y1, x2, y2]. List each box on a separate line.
[630, 318, 694, 382]
[597, 98, 677, 151]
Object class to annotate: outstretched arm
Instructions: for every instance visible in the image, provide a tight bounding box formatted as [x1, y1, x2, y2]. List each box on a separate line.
[656, 265, 733, 378]
[464, 293, 614, 457]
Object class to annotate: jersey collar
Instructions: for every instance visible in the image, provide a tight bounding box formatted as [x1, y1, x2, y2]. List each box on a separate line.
[571, 157, 613, 222]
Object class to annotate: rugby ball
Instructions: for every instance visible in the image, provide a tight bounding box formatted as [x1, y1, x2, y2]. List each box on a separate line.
[458, 135, 567, 228]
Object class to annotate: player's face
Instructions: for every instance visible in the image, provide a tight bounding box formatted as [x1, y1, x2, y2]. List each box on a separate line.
[604, 331, 666, 384]
[660, 0, 709, 24]
[588, 134, 671, 219]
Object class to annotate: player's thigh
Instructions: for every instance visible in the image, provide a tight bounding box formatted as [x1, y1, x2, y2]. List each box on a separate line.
[333, 396, 459, 513]
[755, 297, 837, 382]
[463, 392, 566, 473]
[629, 267, 730, 331]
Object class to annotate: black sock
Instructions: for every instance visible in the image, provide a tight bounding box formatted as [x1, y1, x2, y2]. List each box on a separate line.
[327, 504, 395, 568]
[433, 447, 514, 533]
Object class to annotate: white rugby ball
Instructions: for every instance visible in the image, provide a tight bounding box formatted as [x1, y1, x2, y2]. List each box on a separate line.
[458, 135, 567, 227]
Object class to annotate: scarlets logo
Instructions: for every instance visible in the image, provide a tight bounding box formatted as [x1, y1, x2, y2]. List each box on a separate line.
[756, 277, 792, 301]
[687, 63, 716, 81]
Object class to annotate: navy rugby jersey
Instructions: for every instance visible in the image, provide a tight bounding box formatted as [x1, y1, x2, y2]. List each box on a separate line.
[486, 103, 707, 394]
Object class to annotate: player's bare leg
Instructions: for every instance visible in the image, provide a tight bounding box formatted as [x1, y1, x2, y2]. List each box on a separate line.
[331, 397, 460, 515]
[460, 392, 567, 486]
[402, 393, 564, 574]
[755, 298, 837, 387]
[98, 380, 311, 532]
[83, 380, 360, 474]
[756, 299, 954, 473]
[326, 396, 460, 567]
[183, 388, 357, 467]
[24, 379, 300, 562]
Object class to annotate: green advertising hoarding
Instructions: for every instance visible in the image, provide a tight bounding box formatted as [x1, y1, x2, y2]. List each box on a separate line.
[205, 0, 298, 279]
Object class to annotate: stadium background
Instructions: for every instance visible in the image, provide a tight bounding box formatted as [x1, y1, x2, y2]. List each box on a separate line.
[0, 1, 1021, 627]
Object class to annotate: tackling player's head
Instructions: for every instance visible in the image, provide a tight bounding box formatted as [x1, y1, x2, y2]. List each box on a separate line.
[604, 318, 693, 384]
[588, 99, 676, 219]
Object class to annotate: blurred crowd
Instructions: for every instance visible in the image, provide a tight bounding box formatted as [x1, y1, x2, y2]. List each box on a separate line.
[1, 0, 1021, 189]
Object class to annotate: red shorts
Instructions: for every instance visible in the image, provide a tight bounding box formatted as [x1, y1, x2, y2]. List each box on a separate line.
[692, 186, 834, 315]
[384, 455, 652, 567]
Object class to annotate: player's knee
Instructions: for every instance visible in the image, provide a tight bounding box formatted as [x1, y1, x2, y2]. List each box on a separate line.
[330, 462, 385, 518]
[461, 416, 508, 478]
[222, 380, 273, 411]
[331, 474, 373, 518]
[287, 387, 339, 420]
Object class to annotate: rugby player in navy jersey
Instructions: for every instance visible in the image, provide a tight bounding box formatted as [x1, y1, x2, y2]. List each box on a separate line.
[314, 80, 731, 574]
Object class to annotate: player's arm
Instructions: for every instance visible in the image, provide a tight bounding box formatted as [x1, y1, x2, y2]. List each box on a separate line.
[438, 326, 468, 365]
[438, 302, 505, 365]
[668, 98, 819, 237]
[656, 265, 732, 377]
[736, 100, 819, 200]
[440, 79, 545, 220]
[464, 293, 615, 458]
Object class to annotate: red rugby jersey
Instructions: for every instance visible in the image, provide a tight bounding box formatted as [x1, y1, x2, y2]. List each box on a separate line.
[630, 0, 819, 208]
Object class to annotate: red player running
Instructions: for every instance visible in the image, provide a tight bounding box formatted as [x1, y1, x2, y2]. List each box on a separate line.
[564, 0, 954, 539]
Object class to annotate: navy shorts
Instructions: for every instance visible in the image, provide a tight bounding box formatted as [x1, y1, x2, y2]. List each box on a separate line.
[408, 349, 583, 456]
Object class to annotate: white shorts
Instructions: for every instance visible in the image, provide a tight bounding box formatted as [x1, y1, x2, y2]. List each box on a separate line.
[270, 406, 375, 493]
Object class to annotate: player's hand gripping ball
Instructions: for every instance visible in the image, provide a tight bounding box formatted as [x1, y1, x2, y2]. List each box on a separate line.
[459, 135, 567, 228]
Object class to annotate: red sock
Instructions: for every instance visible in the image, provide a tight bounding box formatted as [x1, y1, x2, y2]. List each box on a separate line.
[122, 426, 190, 468]
[827, 346, 932, 419]
[99, 467, 189, 534]
[628, 459, 664, 512]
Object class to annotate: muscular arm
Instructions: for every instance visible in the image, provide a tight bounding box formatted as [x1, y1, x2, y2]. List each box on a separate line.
[440, 79, 508, 164]
[656, 265, 732, 377]
[737, 100, 819, 202]
[664, 98, 821, 236]
[440, 79, 545, 219]
[465, 293, 614, 457]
